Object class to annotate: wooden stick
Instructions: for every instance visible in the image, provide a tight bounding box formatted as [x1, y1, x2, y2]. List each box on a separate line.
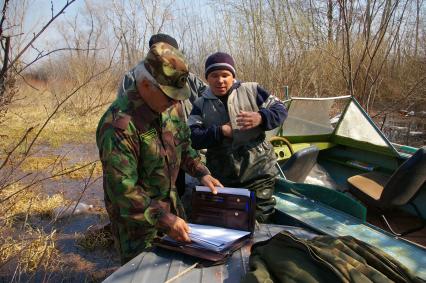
[164, 262, 198, 283]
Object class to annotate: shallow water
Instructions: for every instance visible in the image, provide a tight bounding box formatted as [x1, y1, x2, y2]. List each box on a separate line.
[37, 143, 119, 281]
[30, 142, 105, 206]
[0, 142, 120, 282]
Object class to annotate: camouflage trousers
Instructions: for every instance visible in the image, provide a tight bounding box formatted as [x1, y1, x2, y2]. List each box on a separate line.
[111, 220, 158, 265]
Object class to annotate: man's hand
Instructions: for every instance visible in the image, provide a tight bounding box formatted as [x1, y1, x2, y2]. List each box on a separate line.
[236, 111, 262, 130]
[221, 123, 233, 138]
[159, 213, 191, 242]
[200, 174, 223, 194]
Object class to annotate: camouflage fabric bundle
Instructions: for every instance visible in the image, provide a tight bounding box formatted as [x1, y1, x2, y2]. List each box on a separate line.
[242, 231, 424, 283]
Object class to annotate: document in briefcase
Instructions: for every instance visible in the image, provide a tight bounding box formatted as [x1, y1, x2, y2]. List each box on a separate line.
[191, 186, 256, 233]
[155, 186, 255, 263]
[155, 223, 251, 263]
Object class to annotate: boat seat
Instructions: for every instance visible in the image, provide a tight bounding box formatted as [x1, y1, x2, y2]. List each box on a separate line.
[280, 145, 319, 183]
[348, 146, 426, 236]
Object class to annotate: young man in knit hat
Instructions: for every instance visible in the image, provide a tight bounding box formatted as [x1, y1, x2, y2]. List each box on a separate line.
[118, 33, 208, 198]
[97, 43, 222, 264]
[188, 52, 287, 223]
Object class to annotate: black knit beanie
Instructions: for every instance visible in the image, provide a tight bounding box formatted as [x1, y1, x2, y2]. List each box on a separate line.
[149, 33, 179, 49]
[205, 52, 236, 79]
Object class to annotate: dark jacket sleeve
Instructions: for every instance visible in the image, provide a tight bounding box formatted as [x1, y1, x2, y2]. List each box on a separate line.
[256, 85, 288, 130]
[188, 101, 224, 150]
[187, 73, 208, 103]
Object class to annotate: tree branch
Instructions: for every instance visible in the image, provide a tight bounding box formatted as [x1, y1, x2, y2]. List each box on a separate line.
[5, 0, 77, 74]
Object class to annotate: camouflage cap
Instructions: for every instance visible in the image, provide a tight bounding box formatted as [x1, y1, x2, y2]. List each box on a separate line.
[144, 42, 190, 101]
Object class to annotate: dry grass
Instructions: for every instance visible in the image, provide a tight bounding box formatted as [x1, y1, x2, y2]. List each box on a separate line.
[66, 161, 103, 180]
[0, 228, 60, 273]
[75, 224, 113, 251]
[0, 84, 108, 152]
[0, 184, 65, 275]
[18, 155, 102, 180]
[0, 183, 70, 227]
[0, 105, 99, 150]
[19, 155, 68, 172]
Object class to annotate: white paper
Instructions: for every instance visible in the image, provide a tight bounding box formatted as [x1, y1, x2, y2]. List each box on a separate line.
[195, 186, 251, 197]
[163, 223, 251, 252]
[189, 223, 250, 243]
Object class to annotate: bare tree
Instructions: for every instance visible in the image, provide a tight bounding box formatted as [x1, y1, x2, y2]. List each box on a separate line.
[105, 0, 176, 71]
[414, 0, 421, 56]
[327, 0, 334, 42]
[0, 0, 77, 122]
[338, 0, 355, 96]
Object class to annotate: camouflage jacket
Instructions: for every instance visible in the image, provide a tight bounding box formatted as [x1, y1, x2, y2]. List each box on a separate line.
[96, 75, 209, 262]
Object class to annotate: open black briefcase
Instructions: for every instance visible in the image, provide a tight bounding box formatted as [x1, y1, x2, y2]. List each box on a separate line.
[191, 186, 256, 233]
[155, 186, 256, 263]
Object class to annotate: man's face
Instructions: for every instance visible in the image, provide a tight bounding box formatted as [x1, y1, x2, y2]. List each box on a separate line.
[206, 70, 234, 96]
[138, 79, 179, 113]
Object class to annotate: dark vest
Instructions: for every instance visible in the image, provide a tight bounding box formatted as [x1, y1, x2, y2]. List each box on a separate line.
[193, 83, 278, 190]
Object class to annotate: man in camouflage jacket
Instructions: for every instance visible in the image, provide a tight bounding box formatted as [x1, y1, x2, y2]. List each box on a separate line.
[117, 33, 208, 197]
[96, 42, 222, 264]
